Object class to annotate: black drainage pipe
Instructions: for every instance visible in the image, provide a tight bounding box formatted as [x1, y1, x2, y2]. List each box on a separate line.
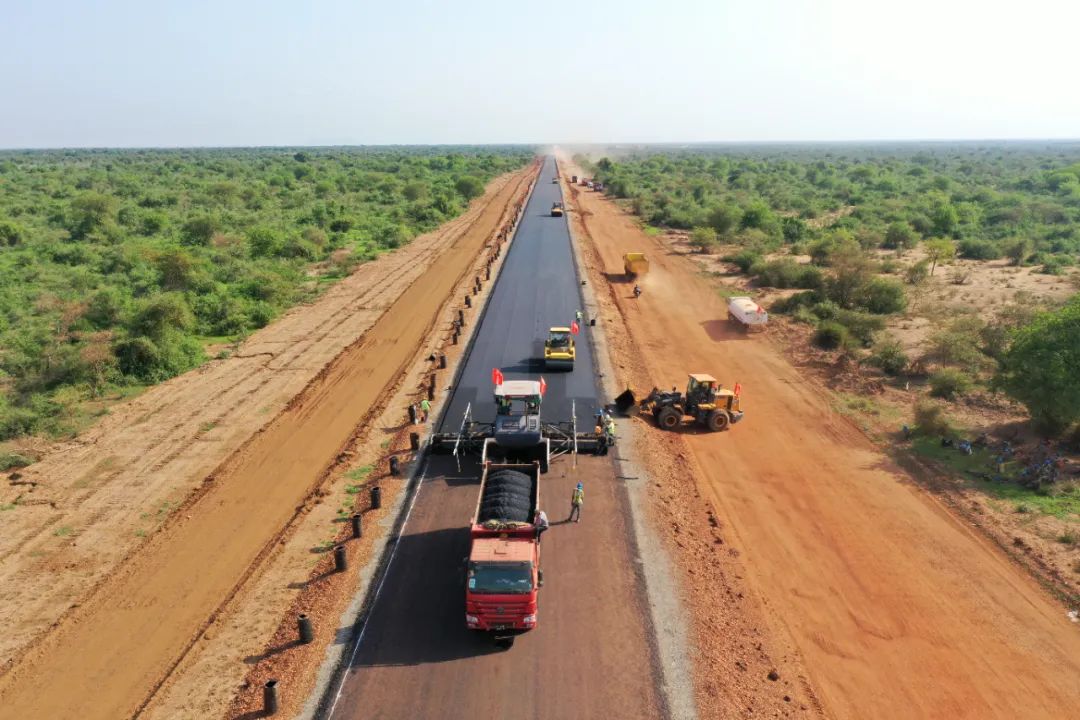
[351, 513, 363, 538]
[334, 545, 347, 572]
[407, 404, 417, 424]
[410, 432, 420, 450]
[439, 354, 447, 369]
[389, 455, 400, 476]
[370, 485, 382, 510]
[298, 614, 314, 644]
[263, 680, 279, 716]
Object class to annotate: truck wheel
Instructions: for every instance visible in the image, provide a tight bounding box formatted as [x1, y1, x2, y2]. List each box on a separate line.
[657, 406, 681, 430]
[706, 410, 730, 432]
[487, 470, 532, 490]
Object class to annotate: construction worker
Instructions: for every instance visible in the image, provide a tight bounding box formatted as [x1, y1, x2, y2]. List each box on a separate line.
[575, 309, 583, 323]
[605, 416, 617, 445]
[569, 482, 584, 522]
[595, 421, 607, 456]
[535, 509, 549, 541]
[419, 398, 431, 423]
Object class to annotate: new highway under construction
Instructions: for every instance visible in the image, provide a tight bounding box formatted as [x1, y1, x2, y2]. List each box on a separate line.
[323, 157, 668, 719]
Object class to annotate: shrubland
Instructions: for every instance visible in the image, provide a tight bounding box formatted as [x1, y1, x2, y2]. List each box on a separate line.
[582, 143, 1080, 438]
[0, 147, 532, 441]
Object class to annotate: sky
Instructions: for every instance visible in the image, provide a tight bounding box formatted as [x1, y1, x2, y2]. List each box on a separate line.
[3, 0, 1079, 148]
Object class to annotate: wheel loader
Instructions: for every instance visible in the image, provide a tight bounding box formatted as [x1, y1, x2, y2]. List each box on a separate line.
[614, 374, 743, 432]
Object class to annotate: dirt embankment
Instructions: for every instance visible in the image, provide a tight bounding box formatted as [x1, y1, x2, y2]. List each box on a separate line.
[564, 161, 820, 719]
[562, 156, 1080, 720]
[0, 162, 539, 720]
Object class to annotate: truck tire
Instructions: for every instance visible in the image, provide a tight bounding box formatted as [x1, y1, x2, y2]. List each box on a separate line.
[480, 504, 530, 523]
[706, 409, 730, 432]
[481, 489, 530, 506]
[487, 470, 532, 489]
[481, 491, 531, 508]
[657, 406, 681, 430]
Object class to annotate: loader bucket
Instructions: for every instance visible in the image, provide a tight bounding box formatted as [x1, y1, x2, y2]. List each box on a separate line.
[614, 388, 638, 416]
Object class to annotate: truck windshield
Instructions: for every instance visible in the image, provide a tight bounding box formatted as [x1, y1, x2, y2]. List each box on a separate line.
[468, 561, 533, 594]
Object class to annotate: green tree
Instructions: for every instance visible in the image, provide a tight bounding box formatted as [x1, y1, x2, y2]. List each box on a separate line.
[689, 226, 718, 253]
[180, 216, 219, 246]
[930, 198, 959, 236]
[0, 218, 24, 246]
[884, 221, 918, 250]
[922, 238, 956, 276]
[69, 192, 118, 238]
[707, 205, 740, 237]
[1003, 237, 1033, 266]
[997, 296, 1080, 434]
[454, 176, 484, 201]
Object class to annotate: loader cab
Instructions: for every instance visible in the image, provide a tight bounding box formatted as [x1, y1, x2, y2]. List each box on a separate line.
[686, 373, 741, 414]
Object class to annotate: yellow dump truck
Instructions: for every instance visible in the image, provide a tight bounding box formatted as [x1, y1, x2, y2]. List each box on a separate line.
[543, 327, 575, 370]
[623, 252, 649, 278]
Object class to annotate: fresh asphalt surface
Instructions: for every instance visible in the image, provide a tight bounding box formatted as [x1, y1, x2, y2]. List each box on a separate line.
[325, 158, 665, 720]
[438, 158, 599, 429]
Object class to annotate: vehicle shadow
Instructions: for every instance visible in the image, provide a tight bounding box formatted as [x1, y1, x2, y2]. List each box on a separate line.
[701, 318, 750, 341]
[347, 525, 507, 667]
[602, 271, 630, 284]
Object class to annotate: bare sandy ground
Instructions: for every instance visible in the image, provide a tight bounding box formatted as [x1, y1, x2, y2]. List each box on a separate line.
[562, 157, 1080, 720]
[0, 163, 537, 720]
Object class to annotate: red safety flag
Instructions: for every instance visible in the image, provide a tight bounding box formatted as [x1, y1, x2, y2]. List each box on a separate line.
[539, 376, 547, 396]
[570, 320, 580, 335]
[492, 368, 504, 386]
[733, 382, 742, 397]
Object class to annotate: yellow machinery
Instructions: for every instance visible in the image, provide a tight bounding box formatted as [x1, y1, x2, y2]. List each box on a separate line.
[543, 327, 575, 370]
[623, 252, 649, 278]
[615, 374, 743, 431]
[551, 202, 564, 217]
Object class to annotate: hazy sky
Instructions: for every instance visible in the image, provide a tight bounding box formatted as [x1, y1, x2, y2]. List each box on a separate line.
[3, 0, 1078, 148]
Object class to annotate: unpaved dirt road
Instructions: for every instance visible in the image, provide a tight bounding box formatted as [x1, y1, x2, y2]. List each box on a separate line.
[565, 159, 1080, 720]
[0, 164, 538, 720]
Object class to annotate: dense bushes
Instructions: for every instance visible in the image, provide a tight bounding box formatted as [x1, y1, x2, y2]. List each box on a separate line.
[930, 368, 973, 399]
[0, 147, 532, 440]
[997, 296, 1080, 434]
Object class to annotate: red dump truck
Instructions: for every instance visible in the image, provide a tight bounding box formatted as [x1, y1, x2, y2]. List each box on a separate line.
[465, 459, 542, 648]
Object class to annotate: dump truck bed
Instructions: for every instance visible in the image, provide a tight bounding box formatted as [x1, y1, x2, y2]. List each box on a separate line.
[623, 252, 649, 277]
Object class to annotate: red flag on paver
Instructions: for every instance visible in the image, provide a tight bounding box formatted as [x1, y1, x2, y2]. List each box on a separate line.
[734, 382, 742, 397]
[570, 320, 580, 335]
[539, 376, 547, 396]
[492, 368, 504, 386]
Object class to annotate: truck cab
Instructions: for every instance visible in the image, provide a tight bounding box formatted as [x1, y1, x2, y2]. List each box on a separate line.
[543, 327, 575, 370]
[466, 462, 542, 648]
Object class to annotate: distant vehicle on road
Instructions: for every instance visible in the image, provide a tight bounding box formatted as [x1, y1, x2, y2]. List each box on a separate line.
[550, 202, 564, 217]
[551, 177, 558, 184]
[465, 460, 543, 649]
